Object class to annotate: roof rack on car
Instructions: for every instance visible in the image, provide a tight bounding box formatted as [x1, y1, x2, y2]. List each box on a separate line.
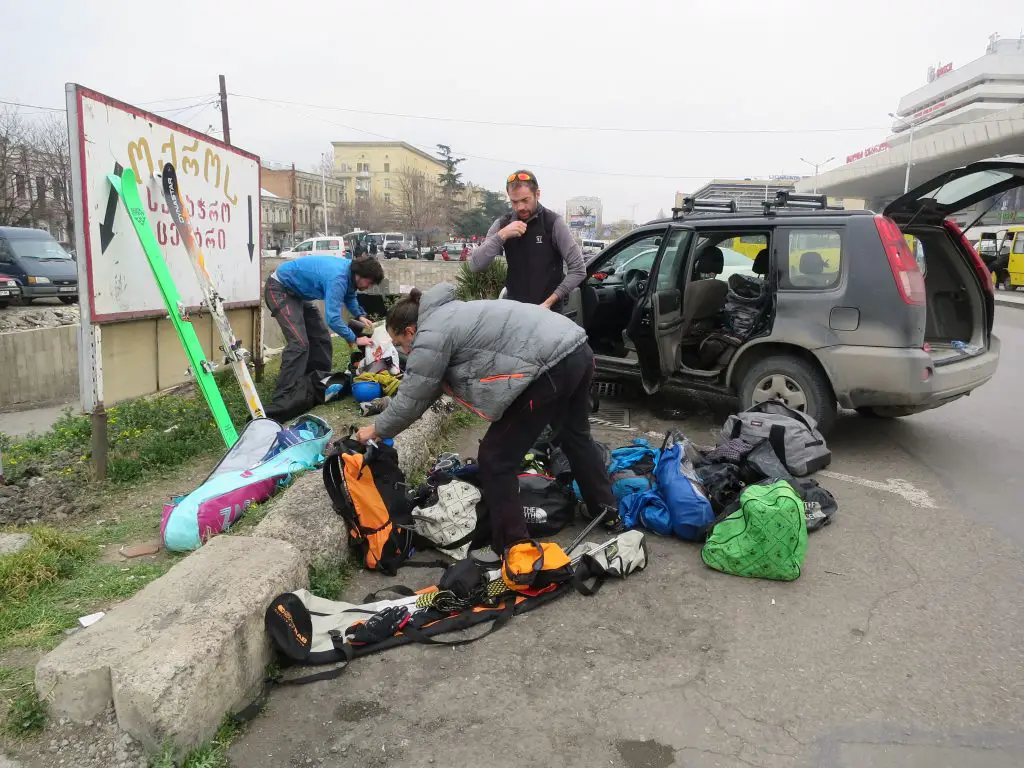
[672, 197, 738, 219]
[762, 190, 845, 215]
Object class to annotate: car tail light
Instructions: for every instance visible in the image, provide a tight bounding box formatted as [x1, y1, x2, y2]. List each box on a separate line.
[591, 272, 609, 281]
[874, 215, 926, 305]
[942, 219, 994, 296]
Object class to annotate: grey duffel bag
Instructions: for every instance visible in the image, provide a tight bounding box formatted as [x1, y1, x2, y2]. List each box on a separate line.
[721, 401, 831, 476]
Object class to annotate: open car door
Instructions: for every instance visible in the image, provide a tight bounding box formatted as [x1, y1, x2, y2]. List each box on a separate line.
[626, 228, 693, 394]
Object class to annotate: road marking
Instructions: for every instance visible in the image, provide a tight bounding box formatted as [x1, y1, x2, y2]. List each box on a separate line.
[818, 471, 938, 508]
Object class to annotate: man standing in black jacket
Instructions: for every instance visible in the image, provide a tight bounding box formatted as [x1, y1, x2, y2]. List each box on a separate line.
[470, 170, 586, 313]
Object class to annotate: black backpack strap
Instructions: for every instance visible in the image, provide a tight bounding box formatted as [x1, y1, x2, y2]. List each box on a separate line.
[768, 424, 788, 467]
[398, 598, 515, 646]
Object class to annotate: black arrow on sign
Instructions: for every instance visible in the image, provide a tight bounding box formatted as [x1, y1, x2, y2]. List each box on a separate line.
[246, 195, 254, 262]
[99, 162, 123, 254]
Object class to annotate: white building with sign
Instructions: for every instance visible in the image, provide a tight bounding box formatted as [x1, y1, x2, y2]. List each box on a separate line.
[798, 34, 1024, 221]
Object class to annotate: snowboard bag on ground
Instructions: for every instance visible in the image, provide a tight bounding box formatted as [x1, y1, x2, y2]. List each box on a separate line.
[721, 401, 831, 476]
[701, 480, 808, 581]
[322, 436, 417, 575]
[161, 416, 332, 552]
[519, 474, 577, 536]
[262, 531, 649, 690]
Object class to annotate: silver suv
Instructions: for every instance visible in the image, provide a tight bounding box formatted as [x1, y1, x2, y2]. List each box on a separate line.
[565, 157, 1022, 434]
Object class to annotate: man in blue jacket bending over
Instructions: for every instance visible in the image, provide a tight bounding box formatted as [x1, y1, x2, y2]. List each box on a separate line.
[264, 254, 384, 411]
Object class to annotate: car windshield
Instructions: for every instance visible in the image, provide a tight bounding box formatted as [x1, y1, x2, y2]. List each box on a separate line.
[617, 249, 657, 273]
[7, 235, 72, 260]
[609, 243, 658, 272]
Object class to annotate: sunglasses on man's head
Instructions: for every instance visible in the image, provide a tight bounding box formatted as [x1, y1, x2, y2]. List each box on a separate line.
[507, 171, 535, 183]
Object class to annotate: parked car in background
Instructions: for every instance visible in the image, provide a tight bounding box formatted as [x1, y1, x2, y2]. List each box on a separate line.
[280, 236, 346, 259]
[0, 273, 20, 308]
[382, 240, 410, 259]
[0, 227, 78, 304]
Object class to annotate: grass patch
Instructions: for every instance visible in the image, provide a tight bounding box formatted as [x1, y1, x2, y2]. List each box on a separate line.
[0, 665, 43, 739]
[308, 555, 352, 601]
[150, 714, 243, 768]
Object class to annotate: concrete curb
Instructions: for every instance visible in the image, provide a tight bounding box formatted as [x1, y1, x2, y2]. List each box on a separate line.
[35, 399, 459, 753]
[994, 294, 1024, 310]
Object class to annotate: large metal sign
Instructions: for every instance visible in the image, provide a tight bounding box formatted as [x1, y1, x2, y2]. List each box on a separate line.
[69, 85, 260, 323]
[66, 84, 262, 415]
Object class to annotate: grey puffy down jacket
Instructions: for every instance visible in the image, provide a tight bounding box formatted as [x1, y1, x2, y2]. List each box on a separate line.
[374, 283, 587, 438]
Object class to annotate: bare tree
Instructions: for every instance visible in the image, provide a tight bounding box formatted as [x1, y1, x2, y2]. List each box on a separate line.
[0, 108, 73, 241]
[34, 115, 74, 242]
[393, 167, 443, 240]
[0, 108, 42, 228]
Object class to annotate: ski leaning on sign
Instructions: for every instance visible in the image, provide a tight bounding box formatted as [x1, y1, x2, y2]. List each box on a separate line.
[160, 162, 265, 421]
[108, 167, 238, 446]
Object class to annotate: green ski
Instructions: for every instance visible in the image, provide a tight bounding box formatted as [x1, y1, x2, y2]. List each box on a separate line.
[108, 168, 239, 447]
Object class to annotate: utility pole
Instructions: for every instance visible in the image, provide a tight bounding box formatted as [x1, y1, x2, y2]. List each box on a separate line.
[218, 75, 231, 145]
[800, 156, 835, 193]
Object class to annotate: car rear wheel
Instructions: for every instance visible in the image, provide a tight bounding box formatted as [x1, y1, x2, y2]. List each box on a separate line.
[739, 354, 836, 435]
[0, 301, 8, 309]
[59, 296, 77, 305]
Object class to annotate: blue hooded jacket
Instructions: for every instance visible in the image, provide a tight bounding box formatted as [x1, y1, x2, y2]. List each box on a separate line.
[273, 256, 366, 342]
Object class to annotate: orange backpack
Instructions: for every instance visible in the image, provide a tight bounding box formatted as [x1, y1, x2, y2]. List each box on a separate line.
[323, 438, 415, 575]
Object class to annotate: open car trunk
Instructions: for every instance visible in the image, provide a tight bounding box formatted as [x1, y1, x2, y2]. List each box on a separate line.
[910, 226, 988, 364]
[885, 154, 1024, 361]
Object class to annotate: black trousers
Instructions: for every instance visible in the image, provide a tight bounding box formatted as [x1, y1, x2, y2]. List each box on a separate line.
[264, 277, 333, 401]
[477, 344, 616, 554]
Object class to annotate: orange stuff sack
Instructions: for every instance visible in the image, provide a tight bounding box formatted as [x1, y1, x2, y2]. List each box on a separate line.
[323, 438, 415, 575]
[501, 540, 575, 593]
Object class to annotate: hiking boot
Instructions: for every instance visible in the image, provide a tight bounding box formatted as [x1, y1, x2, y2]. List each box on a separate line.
[358, 396, 391, 417]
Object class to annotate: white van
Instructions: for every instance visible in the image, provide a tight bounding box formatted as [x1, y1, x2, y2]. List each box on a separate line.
[581, 238, 610, 256]
[367, 232, 406, 252]
[281, 236, 345, 259]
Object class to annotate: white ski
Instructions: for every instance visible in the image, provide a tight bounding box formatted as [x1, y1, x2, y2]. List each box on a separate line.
[159, 162, 265, 420]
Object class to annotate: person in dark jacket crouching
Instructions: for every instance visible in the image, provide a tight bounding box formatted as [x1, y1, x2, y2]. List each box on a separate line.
[354, 283, 617, 555]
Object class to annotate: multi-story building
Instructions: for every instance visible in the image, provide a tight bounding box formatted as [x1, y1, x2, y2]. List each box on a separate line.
[331, 141, 447, 207]
[259, 189, 292, 251]
[1, 146, 73, 245]
[565, 196, 603, 235]
[260, 165, 349, 244]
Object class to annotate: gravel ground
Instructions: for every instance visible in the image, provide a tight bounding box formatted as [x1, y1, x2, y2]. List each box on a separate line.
[0, 300, 79, 333]
[9, 707, 148, 768]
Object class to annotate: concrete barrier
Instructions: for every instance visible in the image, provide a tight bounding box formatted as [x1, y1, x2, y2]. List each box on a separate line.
[35, 398, 458, 753]
[0, 325, 79, 408]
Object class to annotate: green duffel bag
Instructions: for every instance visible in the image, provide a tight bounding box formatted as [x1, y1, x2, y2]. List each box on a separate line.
[701, 480, 808, 581]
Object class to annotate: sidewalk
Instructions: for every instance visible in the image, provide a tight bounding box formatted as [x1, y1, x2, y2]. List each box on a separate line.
[0, 401, 75, 438]
[995, 291, 1024, 310]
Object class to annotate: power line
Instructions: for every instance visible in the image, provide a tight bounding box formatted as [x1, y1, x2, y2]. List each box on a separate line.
[0, 98, 63, 112]
[0, 93, 218, 114]
[248, 97, 777, 181]
[231, 92, 893, 135]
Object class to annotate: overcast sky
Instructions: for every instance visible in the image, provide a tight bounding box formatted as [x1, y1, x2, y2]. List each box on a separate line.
[3, 0, 1020, 224]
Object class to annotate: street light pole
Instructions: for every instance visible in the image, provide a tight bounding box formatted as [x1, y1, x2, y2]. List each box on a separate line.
[800, 157, 835, 193]
[889, 112, 916, 193]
